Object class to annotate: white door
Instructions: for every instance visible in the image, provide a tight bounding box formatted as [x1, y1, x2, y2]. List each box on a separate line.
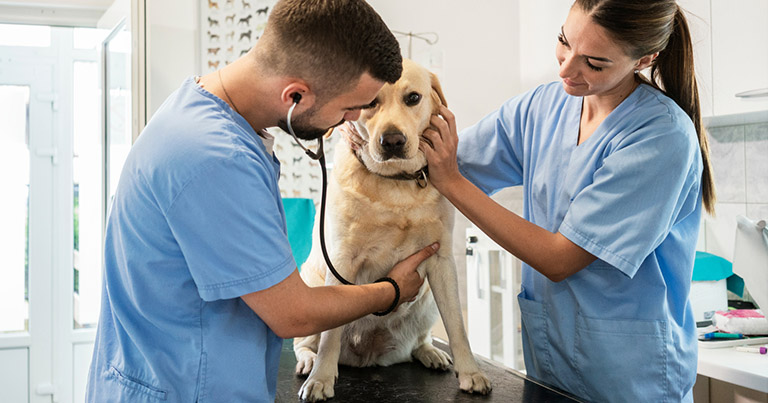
[0, 24, 113, 403]
[0, 58, 56, 403]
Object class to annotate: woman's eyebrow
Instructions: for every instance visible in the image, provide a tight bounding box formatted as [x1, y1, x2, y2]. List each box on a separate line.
[560, 26, 614, 63]
[586, 54, 613, 63]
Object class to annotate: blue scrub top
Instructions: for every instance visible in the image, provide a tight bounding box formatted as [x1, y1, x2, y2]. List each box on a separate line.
[86, 77, 296, 402]
[457, 82, 702, 402]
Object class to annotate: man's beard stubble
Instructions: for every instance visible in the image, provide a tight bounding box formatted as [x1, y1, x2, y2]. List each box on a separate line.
[277, 109, 345, 141]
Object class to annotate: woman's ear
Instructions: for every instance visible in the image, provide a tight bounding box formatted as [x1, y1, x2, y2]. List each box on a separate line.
[635, 52, 659, 71]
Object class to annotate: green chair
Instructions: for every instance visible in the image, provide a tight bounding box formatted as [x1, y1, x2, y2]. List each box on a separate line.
[282, 198, 316, 269]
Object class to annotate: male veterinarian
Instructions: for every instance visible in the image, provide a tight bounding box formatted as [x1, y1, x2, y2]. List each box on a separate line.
[85, 1, 438, 401]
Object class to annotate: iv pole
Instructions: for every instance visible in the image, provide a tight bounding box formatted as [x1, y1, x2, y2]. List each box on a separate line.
[392, 31, 439, 58]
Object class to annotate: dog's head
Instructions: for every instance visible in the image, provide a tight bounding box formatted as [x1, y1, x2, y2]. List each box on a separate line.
[352, 59, 447, 177]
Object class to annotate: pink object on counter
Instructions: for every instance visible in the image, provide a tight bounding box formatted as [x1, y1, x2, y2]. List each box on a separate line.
[716, 309, 765, 319]
[715, 309, 768, 335]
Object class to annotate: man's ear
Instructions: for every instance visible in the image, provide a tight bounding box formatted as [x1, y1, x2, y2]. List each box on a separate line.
[635, 52, 659, 71]
[281, 82, 315, 110]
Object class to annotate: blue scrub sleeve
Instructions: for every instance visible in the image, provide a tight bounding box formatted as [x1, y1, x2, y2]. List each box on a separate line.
[457, 93, 531, 194]
[166, 154, 295, 301]
[559, 123, 701, 277]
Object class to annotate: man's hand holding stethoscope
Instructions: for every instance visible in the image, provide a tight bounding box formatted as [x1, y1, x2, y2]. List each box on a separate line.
[420, 105, 463, 195]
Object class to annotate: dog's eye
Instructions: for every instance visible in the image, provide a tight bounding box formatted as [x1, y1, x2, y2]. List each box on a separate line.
[404, 92, 421, 107]
[364, 98, 379, 109]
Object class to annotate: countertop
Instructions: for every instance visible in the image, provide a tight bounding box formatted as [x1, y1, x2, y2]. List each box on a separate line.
[276, 339, 581, 402]
[698, 341, 768, 393]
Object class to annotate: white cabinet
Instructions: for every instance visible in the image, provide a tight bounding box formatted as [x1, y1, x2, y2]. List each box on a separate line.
[465, 226, 524, 371]
[710, 0, 768, 116]
[680, 0, 768, 118]
[684, 0, 768, 117]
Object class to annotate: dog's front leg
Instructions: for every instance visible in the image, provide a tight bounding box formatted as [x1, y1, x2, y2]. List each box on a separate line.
[298, 255, 360, 401]
[298, 326, 343, 401]
[426, 254, 492, 394]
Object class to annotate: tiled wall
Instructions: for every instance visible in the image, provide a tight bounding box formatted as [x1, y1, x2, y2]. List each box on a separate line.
[702, 121, 768, 261]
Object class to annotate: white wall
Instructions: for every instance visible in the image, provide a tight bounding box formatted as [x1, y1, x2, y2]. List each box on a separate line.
[516, 0, 572, 91]
[368, 0, 521, 131]
[146, 0, 199, 117]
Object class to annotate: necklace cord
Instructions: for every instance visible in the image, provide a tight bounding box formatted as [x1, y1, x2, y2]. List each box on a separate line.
[218, 69, 242, 116]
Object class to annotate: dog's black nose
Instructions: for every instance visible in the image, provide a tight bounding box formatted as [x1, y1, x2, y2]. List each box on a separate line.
[380, 131, 407, 158]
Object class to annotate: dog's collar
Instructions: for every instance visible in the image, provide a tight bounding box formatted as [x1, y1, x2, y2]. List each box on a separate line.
[354, 150, 429, 188]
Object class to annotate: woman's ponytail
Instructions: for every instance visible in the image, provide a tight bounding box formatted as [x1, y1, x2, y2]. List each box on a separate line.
[651, 8, 716, 215]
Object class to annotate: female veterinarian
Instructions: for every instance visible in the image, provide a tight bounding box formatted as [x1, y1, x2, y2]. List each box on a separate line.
[421, 0, 715, 401]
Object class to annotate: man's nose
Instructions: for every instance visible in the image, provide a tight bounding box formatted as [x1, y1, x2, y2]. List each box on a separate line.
[344, 110, 362, 122]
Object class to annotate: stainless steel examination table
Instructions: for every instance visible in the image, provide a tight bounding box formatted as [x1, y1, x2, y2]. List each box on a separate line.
[276, 339, 581, 402]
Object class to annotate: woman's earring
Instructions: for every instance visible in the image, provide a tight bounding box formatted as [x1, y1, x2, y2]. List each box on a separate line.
[634, 69, 639, 74]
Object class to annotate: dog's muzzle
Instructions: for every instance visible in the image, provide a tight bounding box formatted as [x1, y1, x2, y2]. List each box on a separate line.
[379, 129, 407, 160]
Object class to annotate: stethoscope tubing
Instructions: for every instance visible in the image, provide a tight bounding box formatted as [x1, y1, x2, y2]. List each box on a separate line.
[286, 104, 353, 285]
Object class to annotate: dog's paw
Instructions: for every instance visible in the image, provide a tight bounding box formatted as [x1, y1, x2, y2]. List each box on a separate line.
[298, 373, 336, 402]
[457, 371, 492, 395]
[294, 350, 316, 376]
[413, 343, 452, 370]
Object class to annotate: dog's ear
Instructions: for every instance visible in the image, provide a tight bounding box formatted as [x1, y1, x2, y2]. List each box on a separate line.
[429, 72, 447, 112]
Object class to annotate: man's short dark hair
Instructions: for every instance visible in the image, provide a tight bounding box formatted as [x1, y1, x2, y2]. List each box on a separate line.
[259, 0, 402, 99]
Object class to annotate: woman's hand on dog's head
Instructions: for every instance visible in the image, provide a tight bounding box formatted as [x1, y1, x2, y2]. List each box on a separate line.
[338, 122, 366, 151]
[420, 106, 462, 194]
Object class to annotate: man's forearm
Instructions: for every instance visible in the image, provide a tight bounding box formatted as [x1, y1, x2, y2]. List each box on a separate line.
[241, 270, 397, 339]
[290, 282, 397, 337]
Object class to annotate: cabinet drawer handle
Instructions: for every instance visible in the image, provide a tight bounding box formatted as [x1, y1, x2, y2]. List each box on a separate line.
[735, 88, 768, 98]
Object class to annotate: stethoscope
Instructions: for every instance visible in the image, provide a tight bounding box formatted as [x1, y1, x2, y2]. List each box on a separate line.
[285, 93, 354, 286]
[286, 93, 403, 316]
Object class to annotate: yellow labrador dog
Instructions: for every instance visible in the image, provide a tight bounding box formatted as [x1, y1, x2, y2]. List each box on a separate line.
[294, 59, 492, 401]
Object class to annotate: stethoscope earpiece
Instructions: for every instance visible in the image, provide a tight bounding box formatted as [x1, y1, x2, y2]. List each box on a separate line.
[286, 93, 322, 160]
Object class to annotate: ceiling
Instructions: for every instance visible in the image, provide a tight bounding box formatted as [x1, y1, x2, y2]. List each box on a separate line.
[0, 0, 114, 27]
[0, 0, 112, 10]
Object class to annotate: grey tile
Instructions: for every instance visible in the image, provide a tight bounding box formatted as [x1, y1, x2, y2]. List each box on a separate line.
[746, 203, 768, 221]
[745, 123, 768, 203]
[704, 202, 747, 260]
[707, 125, 746, 203]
